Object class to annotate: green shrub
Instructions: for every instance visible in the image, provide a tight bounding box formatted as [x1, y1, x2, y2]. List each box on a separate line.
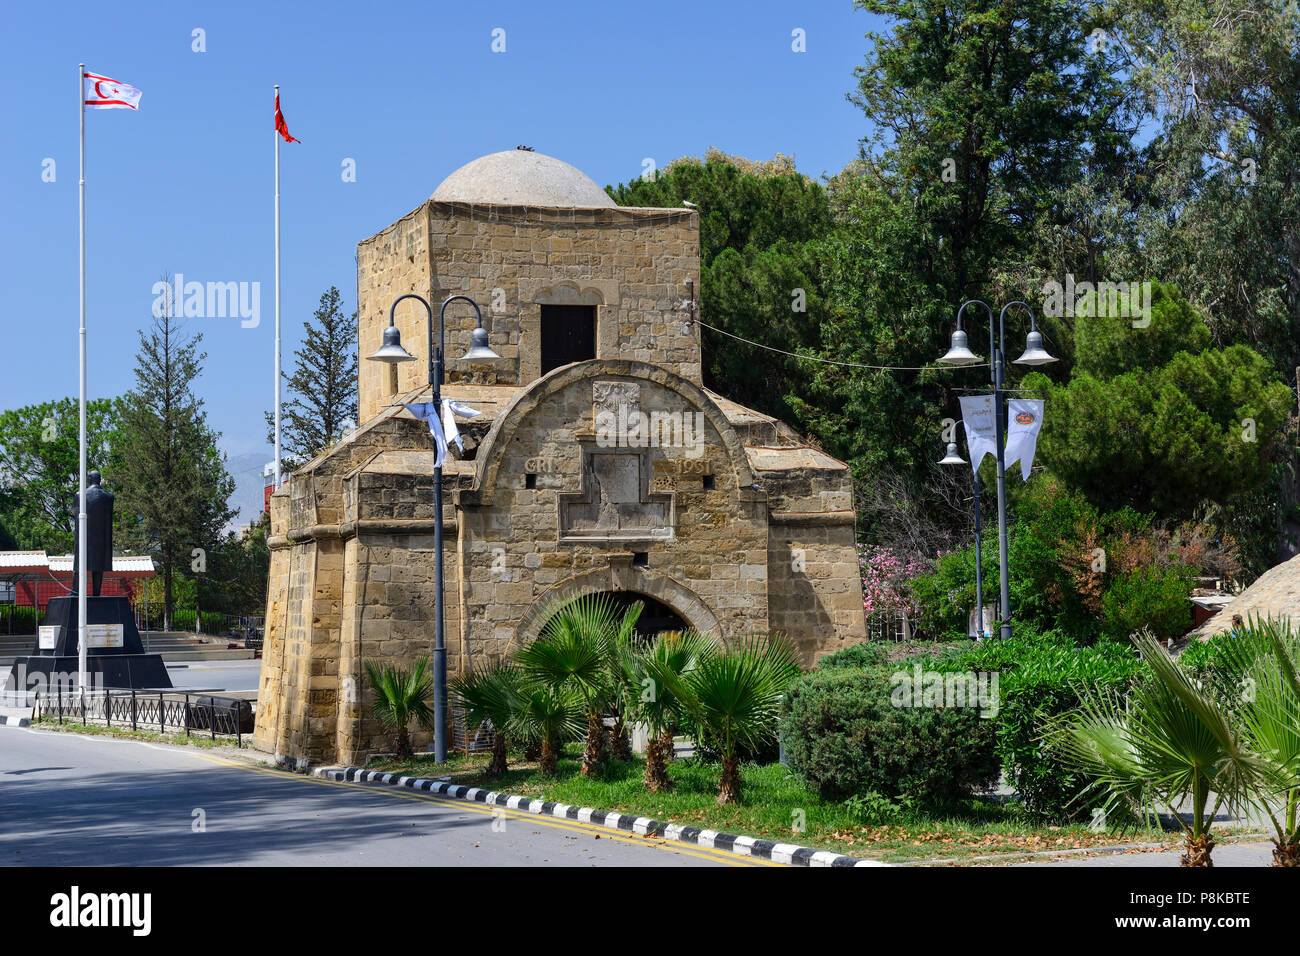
[169, 609, 228, 634]
[911, 535, 999, 642]
[0, 604, 41, 634]
[816, 641, 888, 670]
[916, 477, 1197, 646]
[1100, 564, 1194, 641]
[842, 789, 913, 825]
[1179, 626, 1263, 694]
[944, 633, 1143, 821]
[779, 665, 1000, 804]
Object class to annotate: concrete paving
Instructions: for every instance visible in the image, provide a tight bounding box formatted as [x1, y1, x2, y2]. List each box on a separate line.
[0, 724, 762, 867]
[1017, 840, 1276, 866]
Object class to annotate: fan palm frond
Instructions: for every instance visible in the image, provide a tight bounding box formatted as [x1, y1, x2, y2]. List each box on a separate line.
[1218, 615, 1300, 863]
[363, 656, 435, 758]
[1050, 631, 1261, 865]
[661, 632, 800, 804]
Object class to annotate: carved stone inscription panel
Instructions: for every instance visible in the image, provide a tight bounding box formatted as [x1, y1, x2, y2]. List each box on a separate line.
[559, 447, 674, 542]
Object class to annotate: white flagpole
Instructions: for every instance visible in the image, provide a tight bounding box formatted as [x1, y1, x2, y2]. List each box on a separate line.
[77, 62, 88, 692]
[273, 85, 282, 489]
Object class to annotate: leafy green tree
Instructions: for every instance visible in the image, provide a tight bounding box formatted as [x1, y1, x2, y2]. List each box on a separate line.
[608, 150, 830, 274]
[265, 286, 359, 469]
[0, 397, 122, 552]
[1098, 1, 1300, 565]
[113, 311, 236, 630]
[1024, 285, 1292, 520]
[609, 150, 832, 422]
[1111, 0, 1300, 375]
[1069, 283, 1210, 379]
[194, 516, 271, 616]
[804, 0, 1135, 540]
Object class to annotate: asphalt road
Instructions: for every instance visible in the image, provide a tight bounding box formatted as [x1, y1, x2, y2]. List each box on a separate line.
[163, 660, 262, 692]
[0, 659, 263, 694]
[0, 725, 766, 867]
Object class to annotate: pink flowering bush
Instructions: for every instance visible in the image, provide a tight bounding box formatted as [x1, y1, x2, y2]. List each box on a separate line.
[857, 545, 932, 617]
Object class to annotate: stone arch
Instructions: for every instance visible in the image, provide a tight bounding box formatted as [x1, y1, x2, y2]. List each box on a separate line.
[534, 280, 606, 307]
[506, 565, 722, 656]
[470, 358, 758, 505]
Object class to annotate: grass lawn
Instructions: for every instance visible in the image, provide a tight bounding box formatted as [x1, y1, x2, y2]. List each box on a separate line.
[367, 744, 1175, 863]
[32, 717, 247, 751]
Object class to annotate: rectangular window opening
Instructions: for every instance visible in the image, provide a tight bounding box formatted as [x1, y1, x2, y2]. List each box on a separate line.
[540, 304, 596, 375]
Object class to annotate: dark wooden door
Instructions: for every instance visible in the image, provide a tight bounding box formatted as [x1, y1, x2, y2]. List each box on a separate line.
[540, 304, 596, 374]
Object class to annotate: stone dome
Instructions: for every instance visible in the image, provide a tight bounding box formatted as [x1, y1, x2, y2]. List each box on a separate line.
[431, 150, 616, 208]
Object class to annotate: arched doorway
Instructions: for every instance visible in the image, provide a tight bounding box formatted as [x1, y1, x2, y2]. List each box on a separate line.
[508, 566, 720, 657]
[604, 591, 689, 642]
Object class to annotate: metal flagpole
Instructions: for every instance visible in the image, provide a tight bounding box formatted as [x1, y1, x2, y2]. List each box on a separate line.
[273, 85, 282, 489]
[77, 63, 88, 692]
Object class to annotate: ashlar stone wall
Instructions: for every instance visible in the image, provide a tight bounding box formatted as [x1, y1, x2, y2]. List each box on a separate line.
[356, 203, 702, 423]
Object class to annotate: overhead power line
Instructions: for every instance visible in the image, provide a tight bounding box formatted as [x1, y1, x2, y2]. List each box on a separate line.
[691, 318, 992, 372]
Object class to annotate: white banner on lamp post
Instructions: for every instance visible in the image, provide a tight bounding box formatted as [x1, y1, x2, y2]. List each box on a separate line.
[958, 393, 997, 475]
[1004, 399, 1045, 480]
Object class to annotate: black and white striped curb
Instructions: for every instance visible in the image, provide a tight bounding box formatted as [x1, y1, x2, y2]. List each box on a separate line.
[314, 766, 887, 867]
[0, 715, 31, 727]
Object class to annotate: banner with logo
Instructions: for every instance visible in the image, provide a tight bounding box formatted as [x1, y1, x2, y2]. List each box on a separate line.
[1004, 399, 1045, 480]
[958, 393, 997, 475]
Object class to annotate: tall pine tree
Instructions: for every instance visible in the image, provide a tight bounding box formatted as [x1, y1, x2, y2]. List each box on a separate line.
[266, 286, 359, 469]
[114, 291, 235, 631]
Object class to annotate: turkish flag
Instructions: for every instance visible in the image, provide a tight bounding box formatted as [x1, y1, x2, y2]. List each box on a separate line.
[274, 94, 299, 143]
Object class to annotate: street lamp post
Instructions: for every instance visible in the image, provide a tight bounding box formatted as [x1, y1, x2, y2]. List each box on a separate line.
[365, 293, 500, 762]
[939, 299, 1056, 639]
[939, 439, 985, 640]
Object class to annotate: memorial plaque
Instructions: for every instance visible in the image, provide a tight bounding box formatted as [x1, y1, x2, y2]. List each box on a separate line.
[38, 626, 58, 650]
[86, 623, 124, 648]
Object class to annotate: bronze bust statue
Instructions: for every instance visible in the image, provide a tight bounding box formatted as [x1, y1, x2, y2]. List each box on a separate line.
[71, 470, 114, 596]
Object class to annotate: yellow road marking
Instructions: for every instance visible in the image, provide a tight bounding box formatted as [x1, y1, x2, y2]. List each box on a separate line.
[200, 755, 781, 867]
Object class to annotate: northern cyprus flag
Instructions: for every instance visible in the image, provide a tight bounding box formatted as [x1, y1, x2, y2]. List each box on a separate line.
[83, 71, 142, 110]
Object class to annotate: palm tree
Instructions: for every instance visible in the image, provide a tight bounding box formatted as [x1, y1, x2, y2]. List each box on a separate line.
[1219, 617, 1300, 866]
[450, 659, 521, 777]
[623, 629, 716, 791]
[654, 633, 800, 805]
[607, 605, 649, 763]
[363, 656, 436, 759]
[517, 594, 641, 776]
[1051, 631, 1259, 867]
[504, 681, 583, 775]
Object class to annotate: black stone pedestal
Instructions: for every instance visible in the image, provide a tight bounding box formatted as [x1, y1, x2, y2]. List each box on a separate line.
[4, 595, 171, 691]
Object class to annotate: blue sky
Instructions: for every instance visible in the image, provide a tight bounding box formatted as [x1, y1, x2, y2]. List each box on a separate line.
[1, 0, 884, 519]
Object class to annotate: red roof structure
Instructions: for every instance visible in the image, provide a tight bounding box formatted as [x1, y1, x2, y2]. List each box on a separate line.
[0, 551, 155, 611]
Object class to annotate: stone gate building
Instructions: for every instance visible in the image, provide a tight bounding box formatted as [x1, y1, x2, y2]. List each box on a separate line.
[254, 150, 866, 765]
